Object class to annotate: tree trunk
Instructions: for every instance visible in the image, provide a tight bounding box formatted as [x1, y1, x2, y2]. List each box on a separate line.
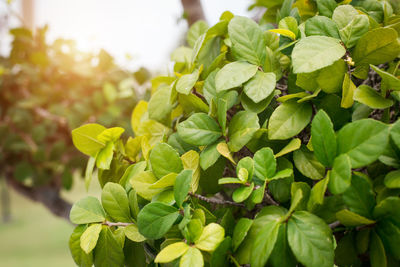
[181, 0, 206, 26]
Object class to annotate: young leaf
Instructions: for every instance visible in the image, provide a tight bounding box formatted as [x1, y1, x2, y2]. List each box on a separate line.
[215, 61, 258, 92]
[154, 242, 189, 263]
[305, 16, 340, 38]
[180, 247, 204, 267]
[69, 225, 93, 267]
[124, 224, 146, 242]
[291, 36, 346, 73]
[341, 73, 356, 108]
[311, 110, 337, 167]
[254, 147, 276, 180]
[174, 169, 193, 207]
[268, 100, 312, 140]
[137, 202, 179, 239]
[176, 69, 200, 95]
[232, 183, 254, 203]
[149, 142, 183, 178]
[130, 171, 163, 200]
[243, 71, 276, 103]
[199, 142, 221, 170]
[384, 170, 400, 188]
[71, 123, 106, 157]
[101, 182, 132, 223]
[177, 113, 222, 146]
[316, 0, 337, 17]
[70, 196, 106, 224]
[307, 174, 330, 211]
[195, 223, 225, 252]
[228, 16, 266, 66]
[187, 20, 208, 47]
[80, 223, 102, 254]
[287, 211, 334, 267]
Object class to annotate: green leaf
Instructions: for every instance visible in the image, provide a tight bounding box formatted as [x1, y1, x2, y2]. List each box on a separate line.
[232, 218, 253, 251]
[101, 182, 132, 223]
[391, 120, 400, 150]
[311, 110, 337, 167]
[332, 5, 369, 48]
[124, 224, 146, 242]
[155, 242, 189, 263]
[291, 182, 311, 211]
[119, 161, 147, 190]
[354, 85, 394, 109]
[70, 196, 106, 224]
[316, 59, 347, 94]
[353, 28, 400, 65]
[243, 71, 276, 103]
[342, 174, 375, 218]
[174, 169, 193, 207]
[130, 171, 163, 200]
[180, 247, 204, 267]
[150, 143, 183, 178]
[97, 127, 124, 143]
[149, 172, 178, 189]
[384, 170, 400, 188]
[337, 119, 390, 168]
[370, 64, 400, 91]
[199, 142, 221, 170]
[85, 157, 96, 191]
[328, 154, 352, 194]
[195, 223, 225, 252]
[148, 85, 174, 123]
[275, 138, 301, 158]
[176, 69, 200, 95]
[215, 61, 258, 92]
[96, 142, 114, 170]
[292, 36, 346, 73]
[269, 223, 297, 267]
[69, 225, 93, 267]
[232, 183, 254, 203]
[228, 16, 266, 66]
[250, 220, 280, 267]
[373, 197, 400, 224]
[137, 202, 179, 239]
[305, 15, 340, 38]
[227, 111, 259, 152]
[336, 209, 376, 227]
[316, 0, 337, 17]
[341, 72, 357, 108]
[187, 20, 208, 47]
[94, 227, 124, 267]
[370, 230, 387, 267]
[71, 123, 106, 157]
[80, 223, 102, 254]
[287, 211, 334, 267]
[307, 175, 329, 211]
[293, 146, 326, 180]
[268, 100, 312, 140]
[178, 113, 222, 146]
[181, 150, 201, 192]
[210, 237, 232, 267]
[376, 219, 400, 260]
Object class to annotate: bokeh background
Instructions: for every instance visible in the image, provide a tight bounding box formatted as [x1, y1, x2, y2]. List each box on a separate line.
[0, 1, 253, 266]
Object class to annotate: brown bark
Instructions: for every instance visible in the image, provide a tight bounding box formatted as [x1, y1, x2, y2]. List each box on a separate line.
[181, 0, 206, 26]
[5, 171, 72, 222]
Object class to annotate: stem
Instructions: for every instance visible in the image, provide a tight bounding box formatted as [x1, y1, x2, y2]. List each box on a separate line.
[329, 221, 341, 229]
[102, 221, 134, 227]
[189, 192, 245, 207]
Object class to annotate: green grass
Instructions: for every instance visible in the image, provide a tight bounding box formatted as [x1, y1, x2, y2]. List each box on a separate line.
[0, 176, 101, 267]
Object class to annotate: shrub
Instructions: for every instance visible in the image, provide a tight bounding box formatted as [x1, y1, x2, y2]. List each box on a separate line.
[0, 26, 148, 218]
[69, 1, 400, 266]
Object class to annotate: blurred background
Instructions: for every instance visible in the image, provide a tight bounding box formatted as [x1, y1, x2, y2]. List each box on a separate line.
[0, 0, 253, 266]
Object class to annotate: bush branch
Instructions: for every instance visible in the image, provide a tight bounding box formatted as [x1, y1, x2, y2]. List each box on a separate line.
[189, 192, 245, 207]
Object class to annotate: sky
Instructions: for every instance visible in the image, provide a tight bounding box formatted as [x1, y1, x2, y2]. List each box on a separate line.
[1, 0, 253, 71]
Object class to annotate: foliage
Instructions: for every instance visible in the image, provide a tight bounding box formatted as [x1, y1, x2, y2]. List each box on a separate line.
[69, 0, 400, 266]
[0, 26, 149, 195]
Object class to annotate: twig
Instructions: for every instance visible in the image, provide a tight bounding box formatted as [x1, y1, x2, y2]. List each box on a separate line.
[329, 221, 341, 229]
[102, 221, 134, 227]
[189, 192, 245, 207]
[264, 191, 279, 206]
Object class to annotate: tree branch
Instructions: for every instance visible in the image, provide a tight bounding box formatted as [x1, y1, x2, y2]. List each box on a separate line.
[103, 221, 134, 227]
[5, 172, 72, 222]
[181, 0, 206, 26]
[189, 192, 245, 207]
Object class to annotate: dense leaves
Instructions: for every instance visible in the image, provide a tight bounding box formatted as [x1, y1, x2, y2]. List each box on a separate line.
[69, 1, 400, 266]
